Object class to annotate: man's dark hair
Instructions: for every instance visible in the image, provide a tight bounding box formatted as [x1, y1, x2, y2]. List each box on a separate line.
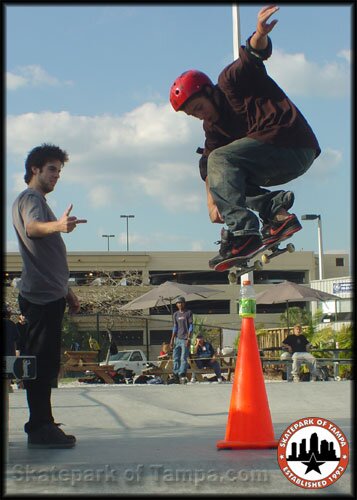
[24, 143, 69, 184]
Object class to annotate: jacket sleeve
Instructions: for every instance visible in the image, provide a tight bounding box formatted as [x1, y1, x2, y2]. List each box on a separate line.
[217, 36, 272, 100]
[245, 33, 272, 61]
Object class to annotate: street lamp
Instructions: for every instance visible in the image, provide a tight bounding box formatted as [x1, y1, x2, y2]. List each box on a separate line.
[301, 214, 324, 280]
[102, 234, 115, 252]
[120, 215, 135, 251]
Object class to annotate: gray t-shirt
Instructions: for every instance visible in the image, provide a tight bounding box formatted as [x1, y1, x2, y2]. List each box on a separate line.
[172, 309, 193, 340]
[12, 188, 69, 304]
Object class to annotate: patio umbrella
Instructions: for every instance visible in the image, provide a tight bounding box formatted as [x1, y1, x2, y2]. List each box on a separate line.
[119, 281, 223, 315]
[255, 280, 340, 331]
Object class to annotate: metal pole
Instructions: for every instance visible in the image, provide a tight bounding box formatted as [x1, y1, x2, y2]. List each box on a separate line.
[120, 215, 134, 251]
[102, 234, 115, 252]
[232, 4, 241, 60]
[317, 216, 324, 280]
[233, 5, 249, 288]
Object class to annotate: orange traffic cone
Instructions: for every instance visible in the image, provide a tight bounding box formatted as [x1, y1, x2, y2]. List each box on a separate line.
[217, 316, 278, 449]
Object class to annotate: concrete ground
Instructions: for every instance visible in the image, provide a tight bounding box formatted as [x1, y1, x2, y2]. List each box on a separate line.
[4, 381, 353, 496]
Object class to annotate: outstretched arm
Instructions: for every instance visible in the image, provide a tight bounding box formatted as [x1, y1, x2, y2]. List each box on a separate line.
[250, 5, 279, 51]
[26, 204, 87, 237]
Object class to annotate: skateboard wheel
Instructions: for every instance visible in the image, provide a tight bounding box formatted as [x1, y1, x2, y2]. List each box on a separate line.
[254, 260, 263, 269]
[286, 243, 295, 253]
[261, 254, 270, 264]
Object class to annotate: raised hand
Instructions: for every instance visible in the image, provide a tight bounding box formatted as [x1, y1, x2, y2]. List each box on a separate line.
[256, 5, 279, 36]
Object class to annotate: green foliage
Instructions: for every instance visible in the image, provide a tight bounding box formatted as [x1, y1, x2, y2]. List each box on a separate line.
[309, 326, 336, 354]
[233, 333, 240, 351]
[336, 324, 353, 350]
[191, 315, 221, 350]
[279, 306, 311, 329]
[309, 323, 353, 361]
[61, 314, 93, 350]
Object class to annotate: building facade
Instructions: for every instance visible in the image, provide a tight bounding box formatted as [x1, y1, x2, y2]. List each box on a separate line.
[4, 250, 350, 359]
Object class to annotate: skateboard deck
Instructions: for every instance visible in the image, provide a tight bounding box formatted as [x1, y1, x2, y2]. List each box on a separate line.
[213, 238, 295, 275]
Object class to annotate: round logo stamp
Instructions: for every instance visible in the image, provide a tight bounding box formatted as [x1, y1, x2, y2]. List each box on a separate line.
[277, 417, 349, 489]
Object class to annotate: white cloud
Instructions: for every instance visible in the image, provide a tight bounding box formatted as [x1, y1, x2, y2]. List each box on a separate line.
[338, 49, 351, 63]
[6, 105, 203, 213]
[305, 147, 343, 180]
[6, 73, 28, 90]
[88, 185, 116, 208]
[6, 65, 73, 90]
[136, 162, 202, 212]
[266, 48, 350, 97]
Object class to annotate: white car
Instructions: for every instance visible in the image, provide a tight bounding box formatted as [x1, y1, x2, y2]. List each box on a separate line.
[100, 350, 148, 375]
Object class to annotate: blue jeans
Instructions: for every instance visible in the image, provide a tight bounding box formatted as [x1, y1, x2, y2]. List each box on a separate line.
[195, 358, 222, 378]
[207, 138, 316, 235]
[173, 338, 190, 376]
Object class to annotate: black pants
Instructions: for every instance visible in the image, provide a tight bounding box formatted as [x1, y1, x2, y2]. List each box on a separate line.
[18, 295, 66, 433]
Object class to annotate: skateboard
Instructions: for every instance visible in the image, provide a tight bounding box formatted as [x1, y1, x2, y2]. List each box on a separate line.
[213, 237, 295, 277]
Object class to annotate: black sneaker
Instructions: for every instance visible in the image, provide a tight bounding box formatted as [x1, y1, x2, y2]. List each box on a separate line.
[27, 423, 76, 449]
[209, 229, 263, 270]
[261, 214, 302, 246]
[54, 422, 76, 441]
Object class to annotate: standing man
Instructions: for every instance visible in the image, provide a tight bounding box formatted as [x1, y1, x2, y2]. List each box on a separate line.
[169, 5, 320, 271]
[169, 297, 193, 383]
[282, 324, 319, 382]
[12, 143, 87, 448]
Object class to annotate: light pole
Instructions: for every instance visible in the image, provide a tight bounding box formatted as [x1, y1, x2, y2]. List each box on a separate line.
[301, 214, 324, 280]
[232, 4, 241, 60]
[102, 234, 115, 252]
[120, 215, 135, 251]
[233, 4, 251, 288]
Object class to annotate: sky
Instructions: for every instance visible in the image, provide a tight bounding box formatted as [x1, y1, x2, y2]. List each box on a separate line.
[4, 3, 353, 266]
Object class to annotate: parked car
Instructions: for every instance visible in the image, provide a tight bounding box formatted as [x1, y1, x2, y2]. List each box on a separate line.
[100, 350, 148, 375]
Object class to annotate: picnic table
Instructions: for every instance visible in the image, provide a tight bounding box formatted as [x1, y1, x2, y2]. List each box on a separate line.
[143, 348, 353, 383]
[62, 351, 115, 384]
[142, 354, 235, 382]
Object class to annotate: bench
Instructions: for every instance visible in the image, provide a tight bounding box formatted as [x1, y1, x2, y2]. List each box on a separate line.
[261, 357, 353, 380]
[142, 356, 235, 383]
[63, 351, 115, 384]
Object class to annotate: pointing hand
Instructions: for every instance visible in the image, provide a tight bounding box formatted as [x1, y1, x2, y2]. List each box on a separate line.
[58, 204, 87, 233]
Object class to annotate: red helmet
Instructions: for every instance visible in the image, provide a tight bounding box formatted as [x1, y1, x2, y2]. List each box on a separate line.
[170, 70, 213, 111]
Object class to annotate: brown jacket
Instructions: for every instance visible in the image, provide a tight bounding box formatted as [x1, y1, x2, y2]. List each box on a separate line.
[199, 37, 320, 180]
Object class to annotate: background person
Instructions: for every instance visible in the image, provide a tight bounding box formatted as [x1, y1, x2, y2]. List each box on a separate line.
[193, 334, 222, 383]
[159, 342, 172, 358]
[282, 324, 319, 382]
[12, 143, 87, 449]
[169, 297, 193, 383]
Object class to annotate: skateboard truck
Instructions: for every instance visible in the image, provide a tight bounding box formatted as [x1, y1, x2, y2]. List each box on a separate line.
[261, 242, 295, 264]
[225, 241, 295, 283]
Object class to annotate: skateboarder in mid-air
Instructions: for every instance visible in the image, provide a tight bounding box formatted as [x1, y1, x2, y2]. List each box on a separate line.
[170, 5, 320, 271]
